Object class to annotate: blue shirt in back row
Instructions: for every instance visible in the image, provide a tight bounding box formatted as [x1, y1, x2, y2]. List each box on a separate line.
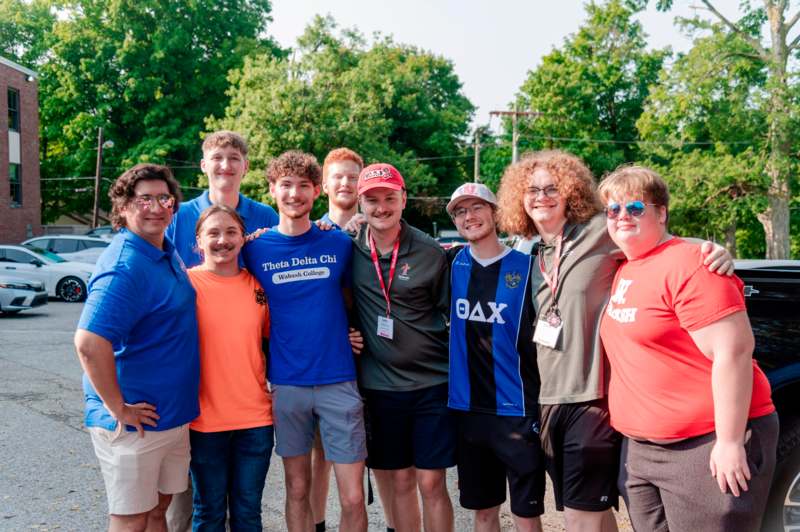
[166, 190, 279, 267]
[242, 224, 356, 386]
[77, 230, 200, 431]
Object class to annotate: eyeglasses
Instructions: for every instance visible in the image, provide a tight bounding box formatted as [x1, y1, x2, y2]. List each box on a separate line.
[526, 185, 559, 198]
[452, 202, 488, 219]
[131, 194, 175, 210]
[605, 200, 659, 219]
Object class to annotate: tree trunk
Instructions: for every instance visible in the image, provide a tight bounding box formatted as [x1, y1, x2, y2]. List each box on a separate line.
[761, 1, 793, 259]
[724, 221, 738, 258]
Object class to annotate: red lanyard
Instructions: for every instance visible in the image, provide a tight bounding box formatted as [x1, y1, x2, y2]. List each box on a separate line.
[369, 232, 400, 317]
[538, 233, 562, 297]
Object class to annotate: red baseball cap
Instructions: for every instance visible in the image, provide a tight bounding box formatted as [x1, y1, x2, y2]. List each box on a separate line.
[357, 163, 406, 195]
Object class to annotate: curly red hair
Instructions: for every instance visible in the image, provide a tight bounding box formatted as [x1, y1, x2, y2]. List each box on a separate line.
[497, 150, 602, 238]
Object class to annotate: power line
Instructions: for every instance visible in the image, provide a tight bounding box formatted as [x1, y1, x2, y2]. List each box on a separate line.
[514, 134, 753, 147]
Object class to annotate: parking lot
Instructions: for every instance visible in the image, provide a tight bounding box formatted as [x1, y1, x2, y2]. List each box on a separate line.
[0, 301, 631, 531]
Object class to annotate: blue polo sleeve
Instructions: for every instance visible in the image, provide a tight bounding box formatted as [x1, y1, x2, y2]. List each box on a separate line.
[77, 267, 146, 346]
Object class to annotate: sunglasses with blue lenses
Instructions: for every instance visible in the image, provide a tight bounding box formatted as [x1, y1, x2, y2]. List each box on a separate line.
[605, 200, 659, 219]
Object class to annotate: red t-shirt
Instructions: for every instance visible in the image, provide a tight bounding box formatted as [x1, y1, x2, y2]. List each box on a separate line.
[599, 238, 774, 440]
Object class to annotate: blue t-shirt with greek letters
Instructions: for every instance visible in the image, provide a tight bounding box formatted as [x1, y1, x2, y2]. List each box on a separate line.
[242, 225, 355, 385]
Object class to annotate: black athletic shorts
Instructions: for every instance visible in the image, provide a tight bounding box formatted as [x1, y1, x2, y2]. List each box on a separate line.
[540, 398, 621, 512]
[362, 383, 456, 470]
[455, 411, 546, 518]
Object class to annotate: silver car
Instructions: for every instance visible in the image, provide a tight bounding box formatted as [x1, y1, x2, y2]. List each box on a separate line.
[0, 276, 48, 315]
[22, 235, 110, 264]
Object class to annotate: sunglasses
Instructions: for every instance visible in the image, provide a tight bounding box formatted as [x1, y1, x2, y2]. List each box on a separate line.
[605, 200, 659, 219]
[132, 194, 176, 210]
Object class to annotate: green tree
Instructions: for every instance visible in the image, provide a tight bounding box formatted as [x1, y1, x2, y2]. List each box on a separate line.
[511, 0, 668, 176]
[0, 0, 55, 66]
[208, 16, 475, 228]
[1, 0, 282, 222]
[653, 0, 800, 258]
[637, 27, 771, 257]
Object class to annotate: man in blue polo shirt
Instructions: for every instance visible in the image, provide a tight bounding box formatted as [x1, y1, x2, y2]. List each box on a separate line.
[166, 130, 278, 267]
[74, 163, 200, 532]
[243, 150, 367, 532]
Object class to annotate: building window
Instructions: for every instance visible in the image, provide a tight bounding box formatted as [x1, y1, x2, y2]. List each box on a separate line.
[8, 88, 20, 132]
[10, 163, 21, 205]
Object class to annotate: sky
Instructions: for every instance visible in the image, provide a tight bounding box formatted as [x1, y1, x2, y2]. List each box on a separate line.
[269, 0, 743, 132]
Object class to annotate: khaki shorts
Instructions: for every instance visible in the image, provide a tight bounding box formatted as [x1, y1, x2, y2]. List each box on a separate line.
[89, 423, 190, 515]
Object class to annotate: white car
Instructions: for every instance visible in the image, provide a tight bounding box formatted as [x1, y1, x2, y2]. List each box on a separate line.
[22, 235, 109, 264]
[0, 275, 48, 314]
[0, 245, 94, 302]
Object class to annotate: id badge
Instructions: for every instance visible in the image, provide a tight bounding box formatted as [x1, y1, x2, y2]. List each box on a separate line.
[377, 316, 394, 340]
[533, 319, 562, 348]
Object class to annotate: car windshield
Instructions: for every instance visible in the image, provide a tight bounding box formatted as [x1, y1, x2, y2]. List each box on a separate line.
[22, 245, 66, 263]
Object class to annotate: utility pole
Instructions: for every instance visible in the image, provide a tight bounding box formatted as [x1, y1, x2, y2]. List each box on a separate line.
[489, 109, 542, 163]
[92, 128, 114, 228]
[473, 128, 481, 182]
[92, 127, 104, 229]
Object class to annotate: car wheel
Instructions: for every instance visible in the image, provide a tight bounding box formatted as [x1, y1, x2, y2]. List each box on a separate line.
[763, 416, 800, 531]
[0, 309, 21, 315]
[57, 276, 87, 303]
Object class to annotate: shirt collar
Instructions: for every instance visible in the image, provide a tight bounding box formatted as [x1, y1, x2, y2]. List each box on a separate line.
[121, 228, 173, 261]
[359, 219, 409, 254]
[197, 190, 213, 210]
[198, 190, 249, 219]
[235, 194, 251, 219]
[320, 212, 341, 230]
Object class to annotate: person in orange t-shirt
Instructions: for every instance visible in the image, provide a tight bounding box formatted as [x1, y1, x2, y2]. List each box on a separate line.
[187, 204, 273, 530]
[598, 166, 777, 532]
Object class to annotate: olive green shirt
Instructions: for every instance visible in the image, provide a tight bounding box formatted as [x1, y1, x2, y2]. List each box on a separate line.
[532, 213, 623, 404]
[351, 221, 450, 391]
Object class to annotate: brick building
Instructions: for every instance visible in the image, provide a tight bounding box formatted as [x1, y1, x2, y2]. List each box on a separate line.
[0, 56, 41, 243]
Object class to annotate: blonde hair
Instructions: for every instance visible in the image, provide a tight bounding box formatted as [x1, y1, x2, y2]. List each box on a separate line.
[598, 165, 669, 207]
[496, 150, 602, 238]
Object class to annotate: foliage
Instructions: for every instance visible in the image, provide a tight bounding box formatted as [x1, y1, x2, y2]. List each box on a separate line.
[208, 16, 475, 230]
[637, 27, 772, 256]
[0, 0, 282, 222]
[511, 0, 668, 177]
[649, 0, 800, 257]
[0, 0, 56, 67]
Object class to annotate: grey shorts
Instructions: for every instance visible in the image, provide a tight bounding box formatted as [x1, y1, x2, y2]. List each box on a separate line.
[272, 380, 367, 464]
[619, 412, 778, 532]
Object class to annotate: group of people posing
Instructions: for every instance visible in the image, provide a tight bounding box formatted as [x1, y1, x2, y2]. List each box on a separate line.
[74, 130, 778, 532]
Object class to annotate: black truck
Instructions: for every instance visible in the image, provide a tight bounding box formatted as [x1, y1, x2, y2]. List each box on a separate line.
[737, 260, 800, 531]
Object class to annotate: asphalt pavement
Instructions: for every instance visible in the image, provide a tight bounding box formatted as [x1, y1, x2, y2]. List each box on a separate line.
[0, 301, 631, 531]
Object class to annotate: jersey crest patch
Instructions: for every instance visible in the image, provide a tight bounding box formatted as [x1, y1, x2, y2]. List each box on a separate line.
[504, 271, 521, 289]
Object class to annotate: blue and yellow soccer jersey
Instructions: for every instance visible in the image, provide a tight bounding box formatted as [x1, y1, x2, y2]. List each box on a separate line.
[448, 247, 539, 416]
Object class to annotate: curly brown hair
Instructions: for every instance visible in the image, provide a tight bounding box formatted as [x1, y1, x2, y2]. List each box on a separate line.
[109, 163, 181, 230]
[266, 150, 322, 186]
[496, 150, 602, 238]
